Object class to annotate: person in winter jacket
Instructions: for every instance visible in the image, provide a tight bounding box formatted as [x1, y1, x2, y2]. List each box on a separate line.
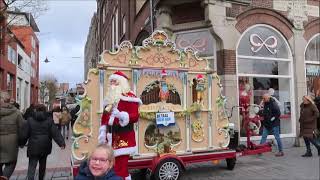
[0, 91, 24, 179]
[23, 104, 35, 120]
[70, 104, 80, 128]
[299, 95, 320, 157]
[60, 106, 72, 139]
[75, 144, 122, 180]
[52, 106, 62, 130]
[259, 93, 284, 157]
[24, 104, 66, 180]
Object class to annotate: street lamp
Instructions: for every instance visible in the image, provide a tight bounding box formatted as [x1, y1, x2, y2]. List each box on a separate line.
[44, 57, 50, 63]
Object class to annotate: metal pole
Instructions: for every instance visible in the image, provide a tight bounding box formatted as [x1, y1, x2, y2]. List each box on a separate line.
[149, 0, 154, 32]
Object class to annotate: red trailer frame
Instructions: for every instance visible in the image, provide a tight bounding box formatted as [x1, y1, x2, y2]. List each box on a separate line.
[71, 143, 272, 179]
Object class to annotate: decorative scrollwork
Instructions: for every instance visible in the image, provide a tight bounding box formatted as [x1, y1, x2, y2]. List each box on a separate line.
[250, 34, 278, 54]
[218, 128, 230, 148]
[71, 135, 90, 161]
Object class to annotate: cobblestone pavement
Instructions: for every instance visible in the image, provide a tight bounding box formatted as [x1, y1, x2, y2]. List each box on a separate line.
[11, 141, 319, 180]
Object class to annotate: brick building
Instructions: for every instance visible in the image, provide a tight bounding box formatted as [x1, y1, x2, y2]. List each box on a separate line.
[86, 0, 320, 147]
[7, 11, 40, 105]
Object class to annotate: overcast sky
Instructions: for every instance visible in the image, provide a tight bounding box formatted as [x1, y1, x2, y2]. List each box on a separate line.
[37, 0, 96, 87]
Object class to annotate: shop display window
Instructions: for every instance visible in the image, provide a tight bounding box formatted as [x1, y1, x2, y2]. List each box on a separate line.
[305, 34, 320, 97]
[237, 25, 294, 137]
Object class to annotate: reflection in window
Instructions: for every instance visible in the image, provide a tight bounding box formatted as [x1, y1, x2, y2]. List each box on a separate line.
[305, 34, 320, 62]
[305, 34, 320, 97]
[238, 58, 290, 75]
[238, 76, 292, 136]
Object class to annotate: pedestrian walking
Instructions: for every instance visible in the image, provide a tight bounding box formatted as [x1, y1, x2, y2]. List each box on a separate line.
[24, 104, 66, 180]
[299, 95, 320, 157]
[314, 96, 320, 131]
[75, 144, 122, 180]
[0, 91, 24, 179]
[23, 104, 35, 120]
[70, 104, 80, 128]
[52, 106, 62, 130]
[60, 106, 72, 139]
[259, 93, 284, 157]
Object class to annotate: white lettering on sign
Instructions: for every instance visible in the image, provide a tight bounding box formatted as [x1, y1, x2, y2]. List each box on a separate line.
[156, 112, 175, 126]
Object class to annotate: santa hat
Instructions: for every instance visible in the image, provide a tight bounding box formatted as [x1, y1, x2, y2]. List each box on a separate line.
[109, 71, 129, 82]
[196, 74, 204, 80]
[161, 69, 167, 77]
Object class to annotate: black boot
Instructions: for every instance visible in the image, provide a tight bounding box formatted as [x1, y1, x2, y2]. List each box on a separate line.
[302, 151, 312, 157]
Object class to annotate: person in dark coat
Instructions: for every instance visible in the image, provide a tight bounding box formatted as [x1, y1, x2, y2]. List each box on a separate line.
[70, 104, 80, 128]
[259, 93, 284, 157]
[75, 144, 122, 180]
[23, 104, 35, 120]
[314, 96, 320, 131]
[0, 91, 24, 179]
[25, 104, 66, 180]
[299, 95, 320, 157]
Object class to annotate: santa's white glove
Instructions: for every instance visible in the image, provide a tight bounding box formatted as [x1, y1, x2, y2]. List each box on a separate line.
[111, 108, 120, 116]
[116, 111, 129, 127]
[98, 125, 107, 144]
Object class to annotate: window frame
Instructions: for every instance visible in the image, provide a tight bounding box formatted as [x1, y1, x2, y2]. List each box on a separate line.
[236, 24, 296, 140]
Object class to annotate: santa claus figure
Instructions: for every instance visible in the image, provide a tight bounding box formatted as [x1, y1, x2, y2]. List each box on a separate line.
[98, 71, 142, 180]
[195, 74, 206, 105]
[159, 69, 169, 102]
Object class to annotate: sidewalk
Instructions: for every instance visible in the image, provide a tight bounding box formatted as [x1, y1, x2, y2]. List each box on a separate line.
[11, 136, 72, 180]
[11, 143, 319, 180]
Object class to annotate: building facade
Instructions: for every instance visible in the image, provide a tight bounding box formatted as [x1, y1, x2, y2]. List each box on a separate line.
[87, 0, 320, 147]
[16, 43, 31, 111]
[84, 13, 98, 79]
[7, 11, 40, 105]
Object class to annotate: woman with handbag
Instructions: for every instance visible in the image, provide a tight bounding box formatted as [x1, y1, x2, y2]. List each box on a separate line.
[60, 106, 72, 139]
[299, 95, 320, 157]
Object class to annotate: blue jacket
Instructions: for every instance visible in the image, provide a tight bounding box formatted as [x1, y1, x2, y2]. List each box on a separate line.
[75, 161, 122, 180]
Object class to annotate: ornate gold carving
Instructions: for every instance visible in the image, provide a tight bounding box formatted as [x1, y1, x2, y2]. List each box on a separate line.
[191, 119, 204, 142]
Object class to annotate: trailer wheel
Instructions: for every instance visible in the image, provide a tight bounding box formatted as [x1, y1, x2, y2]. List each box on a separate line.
[153, 159, 182, 180]
[226, 157, 236, 170]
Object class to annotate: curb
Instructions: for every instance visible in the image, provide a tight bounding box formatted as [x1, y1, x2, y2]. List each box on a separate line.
[13, 167, 71, 175]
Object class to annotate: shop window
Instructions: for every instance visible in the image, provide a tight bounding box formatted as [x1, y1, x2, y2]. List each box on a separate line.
[237, 25, 294, 137]
[305, 34, 320, 97]
[175, 29, 217, 70]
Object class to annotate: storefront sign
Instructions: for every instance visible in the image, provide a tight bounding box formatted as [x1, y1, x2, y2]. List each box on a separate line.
[156, 112, 175, 127]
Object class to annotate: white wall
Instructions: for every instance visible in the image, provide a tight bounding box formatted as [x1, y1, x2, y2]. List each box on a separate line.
[16, 45, 31, 112]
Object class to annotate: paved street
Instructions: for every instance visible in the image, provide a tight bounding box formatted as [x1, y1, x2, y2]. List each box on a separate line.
[10, 141, 319, 180]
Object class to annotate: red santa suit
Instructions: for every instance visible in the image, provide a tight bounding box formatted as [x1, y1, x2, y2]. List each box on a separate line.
[99, 91, 142, 180]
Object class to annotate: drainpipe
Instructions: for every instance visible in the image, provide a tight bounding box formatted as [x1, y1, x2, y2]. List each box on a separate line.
[149, 0, 154, 32]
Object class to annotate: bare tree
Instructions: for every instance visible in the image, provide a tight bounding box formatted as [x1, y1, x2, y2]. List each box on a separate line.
[40, 73, 58, 109]
[1, 0, 48, 20]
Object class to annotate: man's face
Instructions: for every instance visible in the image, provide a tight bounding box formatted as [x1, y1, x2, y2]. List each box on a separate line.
[262, 95, 270, 102]
[110, 79, 119, 86]
[89, 148, 112, 176]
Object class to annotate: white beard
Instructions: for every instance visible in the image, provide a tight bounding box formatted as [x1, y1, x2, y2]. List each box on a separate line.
[105, 84, 123, 105]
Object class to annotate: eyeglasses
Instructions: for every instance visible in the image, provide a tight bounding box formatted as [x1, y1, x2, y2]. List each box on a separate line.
[90, 157, 109, 164]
